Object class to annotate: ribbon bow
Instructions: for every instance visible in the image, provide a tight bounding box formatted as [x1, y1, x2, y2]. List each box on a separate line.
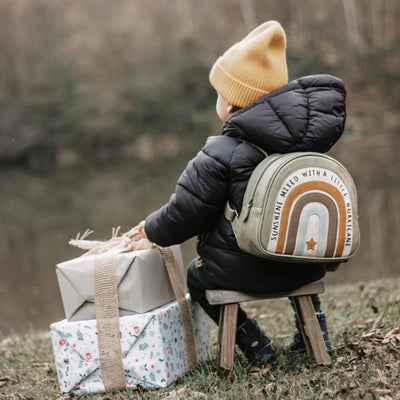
[69, 225, 156, 256]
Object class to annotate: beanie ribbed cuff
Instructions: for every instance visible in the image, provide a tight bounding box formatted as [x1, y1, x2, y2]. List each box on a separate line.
[210, 62, 268, 108]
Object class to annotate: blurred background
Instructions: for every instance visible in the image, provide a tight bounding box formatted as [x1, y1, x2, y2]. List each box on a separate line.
[0, 0, 399, 336]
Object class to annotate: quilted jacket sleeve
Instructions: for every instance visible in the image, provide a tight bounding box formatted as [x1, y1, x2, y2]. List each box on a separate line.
[144, 138, 231, 246]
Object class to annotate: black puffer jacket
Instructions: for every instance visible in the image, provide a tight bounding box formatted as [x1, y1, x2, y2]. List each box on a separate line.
[145, 75, 346, 292]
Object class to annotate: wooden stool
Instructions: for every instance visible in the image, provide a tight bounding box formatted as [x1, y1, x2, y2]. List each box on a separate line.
[205, 280, 331, 370]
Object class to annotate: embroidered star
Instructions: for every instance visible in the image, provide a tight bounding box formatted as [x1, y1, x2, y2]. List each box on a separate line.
[306, 238, 317, 250]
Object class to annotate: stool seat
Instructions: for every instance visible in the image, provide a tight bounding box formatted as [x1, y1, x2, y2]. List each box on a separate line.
[206, 280, 331, 370]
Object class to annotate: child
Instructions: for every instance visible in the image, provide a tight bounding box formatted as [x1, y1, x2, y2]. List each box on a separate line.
[139, 21, 345, 362]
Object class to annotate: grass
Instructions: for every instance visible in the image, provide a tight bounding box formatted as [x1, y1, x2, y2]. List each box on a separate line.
[1, 277, 399, 400]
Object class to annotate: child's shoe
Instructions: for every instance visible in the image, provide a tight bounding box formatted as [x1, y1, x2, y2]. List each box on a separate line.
[236, 317, 276, 362]
[287, 311, 332, 353]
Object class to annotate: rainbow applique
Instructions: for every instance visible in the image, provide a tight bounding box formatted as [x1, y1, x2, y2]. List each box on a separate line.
[267, 168, 354, 259]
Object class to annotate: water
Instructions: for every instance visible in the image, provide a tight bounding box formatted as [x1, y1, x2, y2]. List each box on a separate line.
[0, 159, 197, 336]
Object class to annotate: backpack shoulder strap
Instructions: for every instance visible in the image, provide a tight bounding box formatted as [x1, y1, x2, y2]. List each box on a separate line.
[225, 139, 268, 222]
[239, 139, 268, 157]
[224, 202, 237, 222]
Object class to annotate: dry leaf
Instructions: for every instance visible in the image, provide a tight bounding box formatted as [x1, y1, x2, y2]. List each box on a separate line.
[362, 332, 376, 338]
[56, 394, 76, 400]
[382, 328, 400, 344]
[28, 361, 52, 368]
[262, 363, 273, 376]
[191, 391, 208, 399]
[178, 387, 207, 400]
[371, 312, 385, 331]
[0, 376, 12, 388]
[349, 379, 361, 389]
[377, 368, 389, 386]
[212, 367, 235, 383]
[248, 363, 273, 378]
[370, 388, 392, 395]
[374, 334, 385, 340]
[262, 382, 277, 394]
[14, 395, 36, 400]
[164, 386, 188, 400]
[164, 385, 208, 400]
[384, 358, 400, 370]
[369, 387, 400, 400]
[162, 390, 180, 400]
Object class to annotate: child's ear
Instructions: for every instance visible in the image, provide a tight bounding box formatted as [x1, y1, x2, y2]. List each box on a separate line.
[227, 104, 235, 114]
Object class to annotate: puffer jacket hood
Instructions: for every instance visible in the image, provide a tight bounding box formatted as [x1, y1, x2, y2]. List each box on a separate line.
[145, 74, 346, 293]
[222, 74, 346, 154]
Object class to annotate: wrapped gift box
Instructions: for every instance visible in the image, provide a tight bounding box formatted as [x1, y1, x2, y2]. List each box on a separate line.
[56, 246, 186, 321]
[50, 298, 212, 394]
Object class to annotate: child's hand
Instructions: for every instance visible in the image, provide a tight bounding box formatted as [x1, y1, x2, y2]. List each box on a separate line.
[138, 220, 147, 238]
[327, 263, 341, 272]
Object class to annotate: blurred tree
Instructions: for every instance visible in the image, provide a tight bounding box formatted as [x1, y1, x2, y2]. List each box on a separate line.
[0, 0, 398, 274]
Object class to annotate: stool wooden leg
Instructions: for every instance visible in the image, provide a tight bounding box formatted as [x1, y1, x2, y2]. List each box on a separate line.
[218, 303, 238, 370]
[291, 295, 331, 366]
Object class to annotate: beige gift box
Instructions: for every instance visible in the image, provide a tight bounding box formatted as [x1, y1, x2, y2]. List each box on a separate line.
[56, 246, 186, 322]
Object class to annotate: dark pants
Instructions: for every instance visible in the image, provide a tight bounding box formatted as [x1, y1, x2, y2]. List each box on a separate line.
[187, 257, 322, 328]
[187, 258, 249, 327]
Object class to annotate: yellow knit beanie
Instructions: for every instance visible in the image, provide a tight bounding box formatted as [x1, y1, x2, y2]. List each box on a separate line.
[209, 21, 288, 108]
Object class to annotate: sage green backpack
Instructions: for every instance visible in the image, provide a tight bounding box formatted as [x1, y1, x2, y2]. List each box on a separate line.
[225, 151, 360, 263]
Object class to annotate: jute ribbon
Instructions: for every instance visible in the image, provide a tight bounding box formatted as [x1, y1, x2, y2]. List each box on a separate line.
[157, 246, 198, 370]
[69, 226, 198, 391]
[93, 255, 126, 391]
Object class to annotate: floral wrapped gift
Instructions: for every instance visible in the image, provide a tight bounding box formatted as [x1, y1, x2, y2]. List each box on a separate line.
[50, 298, 212, 394]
